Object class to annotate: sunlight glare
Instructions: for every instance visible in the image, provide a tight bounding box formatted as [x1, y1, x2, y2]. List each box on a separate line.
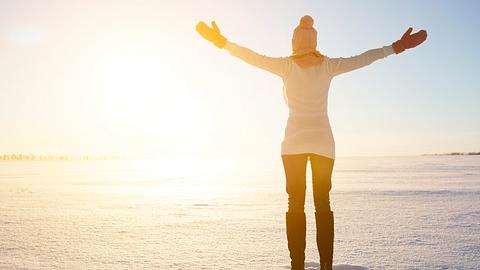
[95, 47, 211, 150]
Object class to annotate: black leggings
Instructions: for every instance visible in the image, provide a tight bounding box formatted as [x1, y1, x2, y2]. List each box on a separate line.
[282, 153, 334, 214]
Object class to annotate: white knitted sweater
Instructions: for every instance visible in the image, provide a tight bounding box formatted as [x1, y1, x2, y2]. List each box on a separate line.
[225, 41, 395, 159]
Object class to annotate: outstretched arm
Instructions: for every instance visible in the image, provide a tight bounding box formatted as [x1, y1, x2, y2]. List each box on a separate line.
[223, 42, 291, 78]
[327, 27, 428, 77]
[326, 46, 395, 77]
[196, 21, 291, 78]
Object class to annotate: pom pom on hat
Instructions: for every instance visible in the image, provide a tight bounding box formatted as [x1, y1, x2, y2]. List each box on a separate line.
[299, 15, 314, 28]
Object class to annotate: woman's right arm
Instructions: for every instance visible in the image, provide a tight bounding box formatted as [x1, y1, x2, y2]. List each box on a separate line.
[326, 27, 427, 77]
[325, 46, 395, 77]
[224, 42, 291, 78]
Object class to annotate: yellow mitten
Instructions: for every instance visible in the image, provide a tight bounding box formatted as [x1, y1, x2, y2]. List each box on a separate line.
[196, 21, 227, 49]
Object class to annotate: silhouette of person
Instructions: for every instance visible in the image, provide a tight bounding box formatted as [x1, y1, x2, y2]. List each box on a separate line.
[196, 16, 427, 270]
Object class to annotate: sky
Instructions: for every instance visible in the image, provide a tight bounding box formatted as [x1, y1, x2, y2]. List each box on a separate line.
[0, 0, 479, 159]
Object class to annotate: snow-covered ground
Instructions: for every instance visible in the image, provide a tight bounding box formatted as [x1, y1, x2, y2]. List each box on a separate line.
[1, 155, 479, 269]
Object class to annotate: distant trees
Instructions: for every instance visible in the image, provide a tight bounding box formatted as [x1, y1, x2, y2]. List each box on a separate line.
[425, 152, 480, 156]
[444, 152, 480, 156]
[0, 154, 118, 161]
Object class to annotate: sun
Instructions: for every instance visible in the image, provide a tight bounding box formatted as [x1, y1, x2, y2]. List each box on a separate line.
[94, 47, 211, 153]
[98, 49, 165, 113]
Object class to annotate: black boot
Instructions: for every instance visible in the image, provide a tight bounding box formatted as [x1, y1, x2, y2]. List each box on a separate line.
[315, 211, 334, 270]
[286, 212, 306, 270]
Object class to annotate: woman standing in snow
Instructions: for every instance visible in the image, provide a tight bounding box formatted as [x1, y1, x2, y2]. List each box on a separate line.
[196, 16, 427, 270]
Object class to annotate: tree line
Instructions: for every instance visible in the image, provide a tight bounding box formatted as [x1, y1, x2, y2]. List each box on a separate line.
[0, 154, 119, 161]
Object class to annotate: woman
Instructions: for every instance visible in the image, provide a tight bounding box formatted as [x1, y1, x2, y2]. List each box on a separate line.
[196, 16, 427, 270]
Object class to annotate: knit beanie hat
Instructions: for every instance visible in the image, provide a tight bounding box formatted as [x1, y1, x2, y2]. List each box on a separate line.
[291, 15, 318, 56]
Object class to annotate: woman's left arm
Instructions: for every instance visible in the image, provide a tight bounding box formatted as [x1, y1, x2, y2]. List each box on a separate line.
[196, 21, 290, 78]
[224, 42, 291, 78]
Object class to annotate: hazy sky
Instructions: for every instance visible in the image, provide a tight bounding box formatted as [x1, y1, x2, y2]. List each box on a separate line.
[1, 0, 479, 158]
